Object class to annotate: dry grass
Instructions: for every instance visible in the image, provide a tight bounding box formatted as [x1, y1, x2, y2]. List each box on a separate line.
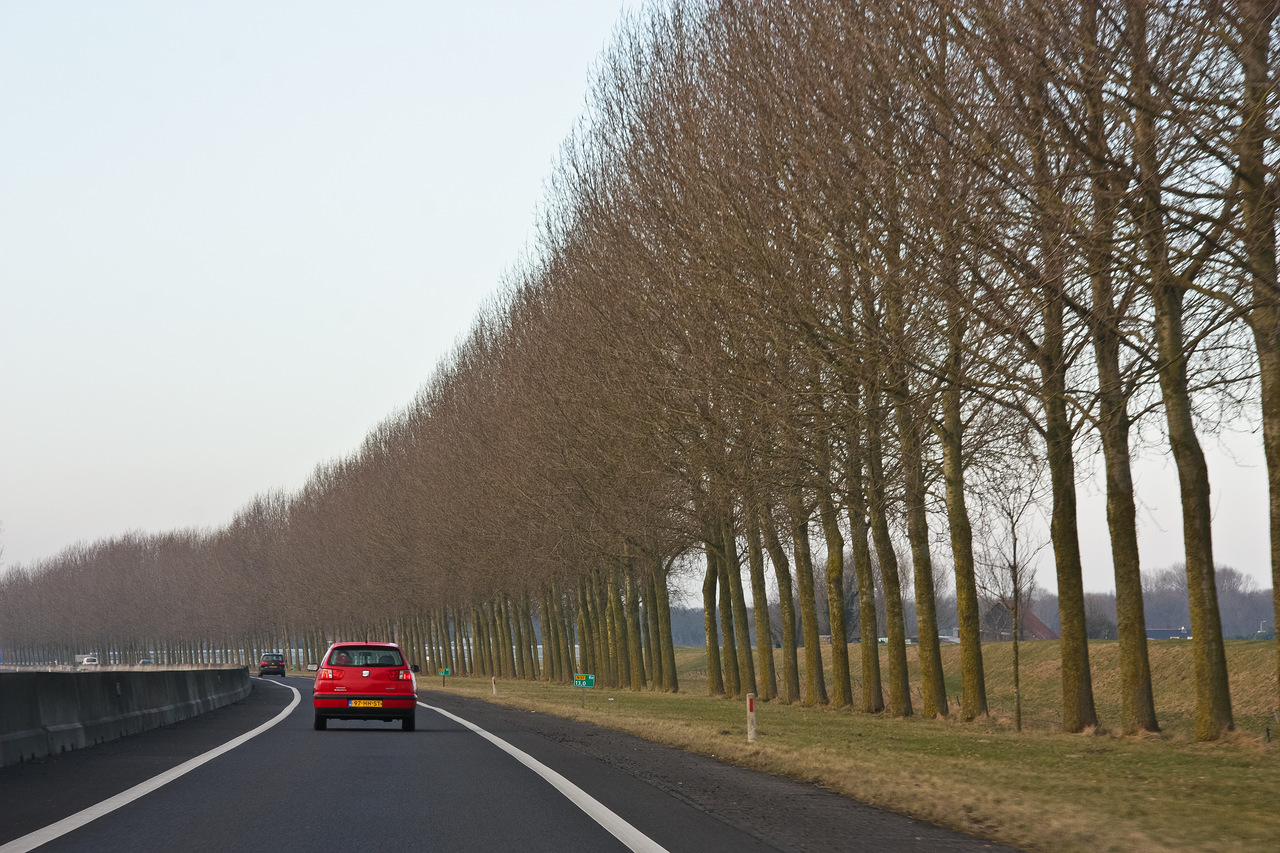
[425, 640, 1280, 853]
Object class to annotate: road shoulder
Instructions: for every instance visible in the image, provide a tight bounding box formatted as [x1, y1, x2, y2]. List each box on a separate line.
[420, 689, 1021, 853]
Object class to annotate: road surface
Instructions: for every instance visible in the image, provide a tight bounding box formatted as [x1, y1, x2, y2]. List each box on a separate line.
[0, 676, 1017, 852]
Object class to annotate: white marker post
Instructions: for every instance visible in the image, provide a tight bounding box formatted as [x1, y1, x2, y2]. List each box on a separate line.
[747, 692, 757, 742]
[492, 675, 497, 695]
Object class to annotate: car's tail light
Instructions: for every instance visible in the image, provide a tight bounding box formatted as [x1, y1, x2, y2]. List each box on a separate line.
[389, 669, 413, 681]
[317, 668, 344, 680]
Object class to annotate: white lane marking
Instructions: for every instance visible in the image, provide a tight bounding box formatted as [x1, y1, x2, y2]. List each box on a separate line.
[0, 679, 301, 853]
[422, 702, 669, 853]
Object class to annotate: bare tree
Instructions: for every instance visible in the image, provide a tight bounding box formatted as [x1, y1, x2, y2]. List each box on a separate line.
[976, 455, 1049, 733]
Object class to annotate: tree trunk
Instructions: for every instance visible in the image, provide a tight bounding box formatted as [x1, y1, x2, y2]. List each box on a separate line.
[1082, 0, 1158, 735]
[938, 339, 986, 720]
[643, 576, 660, 685]
[866, 401, 912, 717]
[746, 508, 778, 700]
[1095, 280, 1158, 735]
[443, 609, 456, 675]
[488, 603, 502, 678]
[539, 589, 556, 681]
[817, 487, 853, 708]
[591, 570, 616, 686]
[713, 533, 741, 696]
[845, 418, 884, 713]
[522, 594, 539, 679]
[578, 579, 597, 678]
[509, 596, 527, 679]
[1152, 285, 1234, 739]
[560, 591, 577, 677]
[624, 562, 646, 691]
[1027, 75, 1097, 731]
[702, 556, 726, 696]
[1044, 374, 1098, 733]
[1131, 0, 1232, 739]
[1234, 0, 1280, 733]
[892, 395, 947, 717]
[458, 610, 473, 676]
[759, 502, 801, 703]
[501, 596, 519, 679]
[607, 565, 631, 688]
[789, 502, 828, 706]
[653, 563, 679, 692]
[722, 513, 757, 697]
[1254, 328, 1280, 723]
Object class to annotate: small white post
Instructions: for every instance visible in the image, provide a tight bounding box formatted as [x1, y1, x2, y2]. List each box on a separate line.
[492, 676, 497, 696]
[747, 692, 757, 743]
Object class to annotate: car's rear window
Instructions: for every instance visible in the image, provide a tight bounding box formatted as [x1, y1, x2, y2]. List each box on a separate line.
[326, 647, 404, 667]
[262, 654, 284, 661]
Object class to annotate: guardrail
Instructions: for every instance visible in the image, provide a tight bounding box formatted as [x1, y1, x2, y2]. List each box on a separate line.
[0, 668, 251, 767]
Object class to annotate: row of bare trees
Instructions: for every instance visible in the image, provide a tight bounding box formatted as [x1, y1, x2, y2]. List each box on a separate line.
[2, 0, 1278, 741]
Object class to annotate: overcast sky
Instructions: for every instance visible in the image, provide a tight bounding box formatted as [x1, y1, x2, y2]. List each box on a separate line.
[0, 1, 1272, 598]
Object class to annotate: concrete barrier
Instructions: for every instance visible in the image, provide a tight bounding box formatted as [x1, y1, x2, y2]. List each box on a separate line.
[0, 668, 251, 767]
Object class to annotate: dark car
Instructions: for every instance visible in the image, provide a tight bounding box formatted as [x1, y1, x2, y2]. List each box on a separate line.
[311, 642, 419, 731]
[258, 653, 287, 676]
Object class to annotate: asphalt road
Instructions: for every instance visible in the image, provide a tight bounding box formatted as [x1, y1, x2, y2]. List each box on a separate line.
[0, 676, 1019, 852]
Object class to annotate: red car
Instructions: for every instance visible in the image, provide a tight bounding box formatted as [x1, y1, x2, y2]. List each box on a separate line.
[311, 642, 419, 731]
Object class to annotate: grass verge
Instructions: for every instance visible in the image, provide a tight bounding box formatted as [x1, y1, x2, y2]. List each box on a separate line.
[423, 641, 1280, 853]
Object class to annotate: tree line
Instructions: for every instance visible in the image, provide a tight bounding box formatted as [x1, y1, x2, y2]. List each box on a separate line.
[2, 0, 1278, 742]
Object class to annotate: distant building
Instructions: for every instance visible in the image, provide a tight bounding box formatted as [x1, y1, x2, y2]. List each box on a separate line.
[980, 599, 1059, 641]
[1146, 627, 1191, 640]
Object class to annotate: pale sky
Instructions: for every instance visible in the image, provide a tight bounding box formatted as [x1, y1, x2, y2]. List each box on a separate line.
[1, 0, 631, 566]
[0, 1, 1272, 598]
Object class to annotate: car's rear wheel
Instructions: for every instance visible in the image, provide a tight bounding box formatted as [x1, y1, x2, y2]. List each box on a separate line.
[314, 713, 327, 731]
[402, 714, 415, 732]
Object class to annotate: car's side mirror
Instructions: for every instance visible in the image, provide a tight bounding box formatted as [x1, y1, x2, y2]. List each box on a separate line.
[411, 664, 420, 673]
[307, 664, 319, 671]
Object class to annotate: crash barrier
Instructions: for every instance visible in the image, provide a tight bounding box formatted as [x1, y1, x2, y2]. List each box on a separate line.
[0, 668, 251, 767]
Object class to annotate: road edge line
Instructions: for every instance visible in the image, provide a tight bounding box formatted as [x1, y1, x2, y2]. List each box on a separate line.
[422, 701, 669, 853]
[0, 679, 301, 853]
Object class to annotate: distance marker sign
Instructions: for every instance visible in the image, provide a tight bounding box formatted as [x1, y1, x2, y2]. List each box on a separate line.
[573, 673, 595, 687]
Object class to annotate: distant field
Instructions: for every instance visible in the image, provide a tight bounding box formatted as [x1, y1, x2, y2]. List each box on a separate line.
[429, 640, 1280, 853]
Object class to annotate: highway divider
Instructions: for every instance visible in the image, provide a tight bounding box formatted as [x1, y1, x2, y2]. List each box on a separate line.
[0, 668, 251, 767]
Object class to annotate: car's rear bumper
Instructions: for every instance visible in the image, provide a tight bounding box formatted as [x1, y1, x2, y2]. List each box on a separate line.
[313, 694, 417, 720]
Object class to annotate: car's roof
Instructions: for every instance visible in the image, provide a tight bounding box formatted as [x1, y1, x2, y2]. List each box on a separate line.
[329, 641, 400, 648]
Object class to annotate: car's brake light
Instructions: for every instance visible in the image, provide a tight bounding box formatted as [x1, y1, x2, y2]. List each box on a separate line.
[388, 669, 413, 680]
[317, 668, 344, 680]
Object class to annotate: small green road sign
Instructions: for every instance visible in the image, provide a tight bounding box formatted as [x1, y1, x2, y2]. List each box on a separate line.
[573, 673, 595, 687]
[438, 668, 451, 676]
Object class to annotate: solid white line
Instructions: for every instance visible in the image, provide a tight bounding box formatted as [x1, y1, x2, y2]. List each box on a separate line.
[0, 679, 301, 853]
[421, 702, 669, 853]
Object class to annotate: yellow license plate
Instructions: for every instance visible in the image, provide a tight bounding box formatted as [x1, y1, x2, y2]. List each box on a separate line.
[349, 699, 382, 708]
